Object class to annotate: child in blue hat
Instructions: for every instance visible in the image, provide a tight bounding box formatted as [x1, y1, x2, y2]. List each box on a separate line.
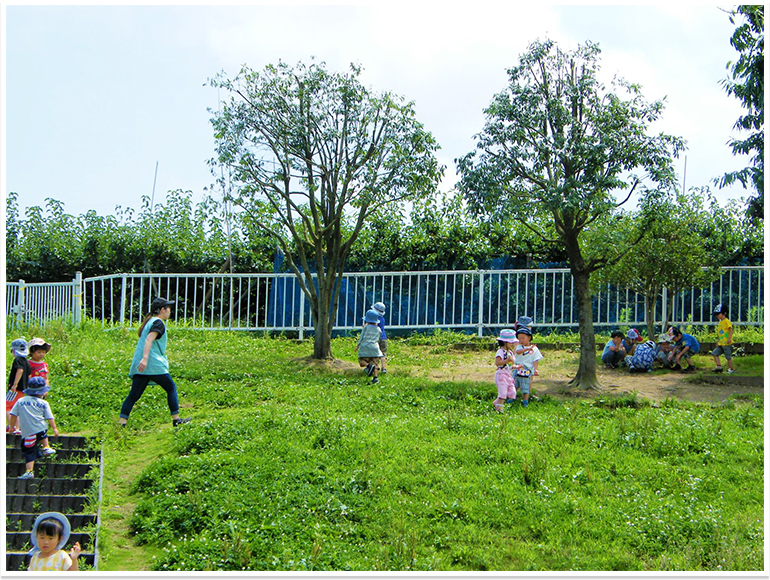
[28, 512, 82, 571]
[9, 376, 59, 479]
[356, 309, 384, 384]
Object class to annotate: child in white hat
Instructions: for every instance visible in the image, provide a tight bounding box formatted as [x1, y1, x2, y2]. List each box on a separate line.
[492, 329, 520, 412]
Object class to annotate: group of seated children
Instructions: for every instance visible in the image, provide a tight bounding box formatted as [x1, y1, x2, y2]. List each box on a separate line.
[600, 304, 734, 374]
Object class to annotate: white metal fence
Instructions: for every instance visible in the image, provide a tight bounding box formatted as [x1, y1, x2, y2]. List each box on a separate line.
[67, 266, 763, 336]
[6, 267, 763, 335]
[5, 274, 83, 330]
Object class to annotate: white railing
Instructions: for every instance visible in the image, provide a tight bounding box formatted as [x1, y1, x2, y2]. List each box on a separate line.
[70, 266, 763, 336]
[5, 274, 82, 330]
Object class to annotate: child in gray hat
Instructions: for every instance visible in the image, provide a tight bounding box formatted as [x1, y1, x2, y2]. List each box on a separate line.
[9, 376, 59, 479]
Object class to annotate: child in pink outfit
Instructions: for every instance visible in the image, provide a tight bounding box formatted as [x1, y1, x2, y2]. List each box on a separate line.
[492, 329, 521, 412]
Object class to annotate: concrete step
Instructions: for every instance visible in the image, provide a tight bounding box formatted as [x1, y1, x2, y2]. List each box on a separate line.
[6, 512, 98, 531]
[6, 494, 90, 513]
[6, 552, 95, 571]
[6, 462, 97, 478]
[5, 477, 94, 495]
[6, 446, 101, 463]
[6, 434, 91, 449]
[5, 531, 94, 551]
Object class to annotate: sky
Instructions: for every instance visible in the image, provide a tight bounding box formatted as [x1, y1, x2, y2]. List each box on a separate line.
[2, 3, 754, 220]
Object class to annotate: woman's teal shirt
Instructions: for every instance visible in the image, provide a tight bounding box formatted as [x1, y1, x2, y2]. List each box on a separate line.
[129, 317, 169, 376]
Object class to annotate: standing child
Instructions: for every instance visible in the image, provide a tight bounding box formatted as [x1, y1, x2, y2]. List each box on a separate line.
[372, 302, 388, 374]
[6, 338, 30, 434]
[515, 323, 543, 408]
[9, 376, 58, 479]
[356, 309, 384, 384]
[492, 329, 519, 412]
[711, 303, 734, 374]
[28, 338, 52, 386]
[28, 512, 82, 571]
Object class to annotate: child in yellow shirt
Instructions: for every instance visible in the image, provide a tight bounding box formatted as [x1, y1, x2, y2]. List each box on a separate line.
[27, 512, 82, 571]
[711, 303, 734, 374]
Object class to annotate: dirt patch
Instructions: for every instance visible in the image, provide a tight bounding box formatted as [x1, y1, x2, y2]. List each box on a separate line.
[423, 364, 764, 404]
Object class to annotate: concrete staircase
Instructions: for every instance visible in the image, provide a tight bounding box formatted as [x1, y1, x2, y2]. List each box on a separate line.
[5, 434, 102, 571]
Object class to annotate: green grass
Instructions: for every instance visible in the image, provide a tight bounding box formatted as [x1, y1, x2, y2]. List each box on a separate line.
[5, 322, 764, 571]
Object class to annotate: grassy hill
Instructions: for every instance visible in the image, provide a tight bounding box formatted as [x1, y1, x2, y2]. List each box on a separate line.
[8, 322, 764, 571]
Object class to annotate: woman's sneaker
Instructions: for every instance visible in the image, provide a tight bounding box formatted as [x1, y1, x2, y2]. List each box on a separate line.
[172, 417, 192, 427]
[18, 470, 34, 479]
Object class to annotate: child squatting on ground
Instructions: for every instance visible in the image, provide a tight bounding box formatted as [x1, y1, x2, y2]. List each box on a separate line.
[711, 303, 734, 374]
[9, 376, 58, 479]
[28, 512, 82, 571]
[668, 326, 701, 372]
[6, 338, 30, 435]
[357, 309, 384, 384]
[492, 329, 520, 412]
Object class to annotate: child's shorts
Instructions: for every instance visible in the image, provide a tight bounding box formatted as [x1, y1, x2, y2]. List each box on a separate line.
[514, 375, 531, 395]
[6, 389, 23, 414]
[711, 344, 733, 360]
[359, 357, 381, 369]
[20, 431, 47, 463]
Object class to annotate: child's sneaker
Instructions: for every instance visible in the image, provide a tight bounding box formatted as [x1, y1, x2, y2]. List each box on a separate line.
[41, 447, 56, 456]
[380, 368, 387, 374]
[726, 369, 735, 374]
[371, 377, 379, 384]
[18, 470, 34, 479]
[712, 367, 723, 373]
[364, 363, 374, 376]
[521, 400, 529, 407]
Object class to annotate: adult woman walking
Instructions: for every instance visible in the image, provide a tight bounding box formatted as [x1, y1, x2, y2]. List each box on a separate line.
[119, 298, 191, 428]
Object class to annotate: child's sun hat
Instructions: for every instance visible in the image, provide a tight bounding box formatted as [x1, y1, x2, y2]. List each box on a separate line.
[29, 512, 71, 555]
[10, 338, 28, 357]
[24, 376, 50, 397]
[363, 310, 380, 324]
[657, 333, 670, 343]
[28, 338, 52, 353]
[372, 302, 386, 315]
[626, 328, 643, 341]
[497, 329, 518, 343]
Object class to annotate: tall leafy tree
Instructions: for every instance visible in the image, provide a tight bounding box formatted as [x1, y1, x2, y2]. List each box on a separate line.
[716, 5, 764, 221]
[209, 60, 443, 359]
[591, 191, 720, 340]
[457, 39, 684, 389]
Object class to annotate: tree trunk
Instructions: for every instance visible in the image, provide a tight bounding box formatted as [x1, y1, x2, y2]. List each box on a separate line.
[645, 294, 656, 341]
[567, 268, 601, 390]
[310, 273, 334, 360]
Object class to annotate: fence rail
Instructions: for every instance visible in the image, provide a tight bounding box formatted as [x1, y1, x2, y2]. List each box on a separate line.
[6, 267, 764, 336]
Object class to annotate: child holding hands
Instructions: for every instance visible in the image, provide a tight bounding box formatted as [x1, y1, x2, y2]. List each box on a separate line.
[9, 376, 58, 479]
[492, 329, 520, 412]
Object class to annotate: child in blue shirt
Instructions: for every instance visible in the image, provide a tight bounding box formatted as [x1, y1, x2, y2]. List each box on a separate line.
[669, 327, 700, 372]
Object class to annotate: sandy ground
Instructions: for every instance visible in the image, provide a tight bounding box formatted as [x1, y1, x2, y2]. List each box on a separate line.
[302, 350, 764, 404]
[423, 362, 764, 404]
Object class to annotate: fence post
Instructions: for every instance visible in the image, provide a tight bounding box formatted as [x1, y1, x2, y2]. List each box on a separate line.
[298, 289, 305, 341]
[119, 274, 127, 327]
[72, 272, 83, 325]
[477, 271, 484, 337]
[17, 279, 26, 328]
